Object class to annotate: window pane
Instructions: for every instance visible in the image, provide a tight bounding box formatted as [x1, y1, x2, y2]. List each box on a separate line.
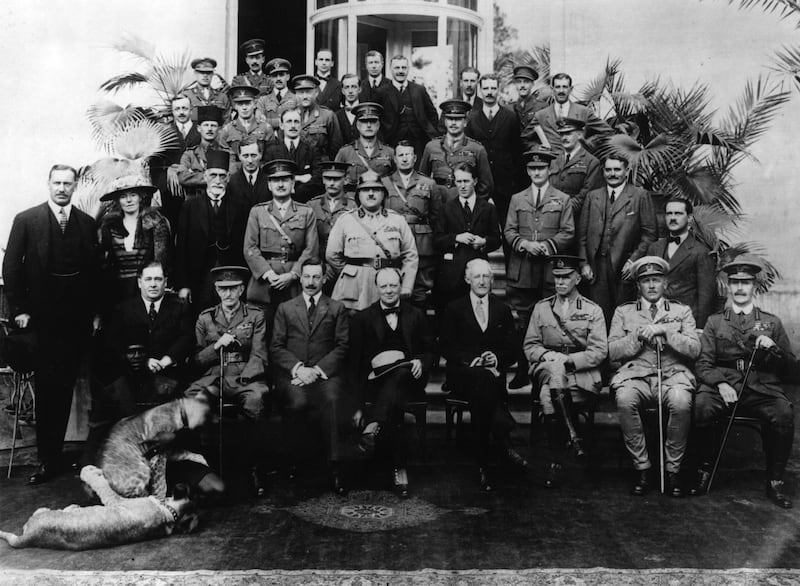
[447, 0, 477, 10]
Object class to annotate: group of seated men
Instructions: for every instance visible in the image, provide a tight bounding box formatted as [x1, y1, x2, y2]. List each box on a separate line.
[2, 39, 798, 509]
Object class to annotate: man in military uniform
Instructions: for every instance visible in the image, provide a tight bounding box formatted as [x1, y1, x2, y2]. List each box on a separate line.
[292, 74, 343, 160]
[185, 57, 230, 122]
[231, 38, 271, 97]
[548, 117, 603, 219]
[419, 99, 493, 203]
[308, 161, 357, 294]
[383, 141, 441, 306]
[326, 170, 419, 311]
[609, 256, 701, 498]
[513, 65, 549, 152]
[691, 257, 799, 508]
[505, 147, 575, 388]
[244, 159, 318, 320]
[218, 85, 273, 170]
[178, 105, 228, 199]
[524, 255, 607, 488]
[335, 102, 395, 190]
[255, 58, 296, 131]
[185, 266, 270, 496]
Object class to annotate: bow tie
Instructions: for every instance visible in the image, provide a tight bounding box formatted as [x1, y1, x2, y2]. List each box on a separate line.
[318, 75, 330, 81]
[668, 236, 682, 245]
[383, 306, 400, 315]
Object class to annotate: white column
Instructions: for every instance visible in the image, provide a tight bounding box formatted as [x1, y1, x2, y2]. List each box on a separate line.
[306, 0, 316, 73]
[347, 13, 357, 74]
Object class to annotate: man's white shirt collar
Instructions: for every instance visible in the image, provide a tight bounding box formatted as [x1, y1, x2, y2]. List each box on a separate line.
[732, 303, 755, 315]
[303, 292, 322, 308]
[459, 193, 477, 209]
[142, 296, 164, 312]
[608, 182, 627, 197]
[48, 200, 72, 220]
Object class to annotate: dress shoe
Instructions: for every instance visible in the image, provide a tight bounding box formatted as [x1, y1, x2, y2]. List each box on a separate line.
[666, 472, 683, 498]
[544, 462, 563, 489]
[688, 468, 711, 497]
[29, 464, 57, 486]
[569, 437, 586, 458]
[766, 480, 793, 509]
[479, 467, 493, 492]
[505, 447, 529, 470]
[331, 465, 347, 496]
[630, 470, 651, 496]
[393, 468, 409, 498]
[252, 468, 269, 498]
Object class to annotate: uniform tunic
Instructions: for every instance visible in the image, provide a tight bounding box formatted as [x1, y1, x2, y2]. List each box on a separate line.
[308, 193, 357, 290]
[418, 136, 494, 202]
[231, 71, 272, 97]
[218, 118, 273, 168]
[326, 207, 419, 310]
[300, 106, 343, 160]
[548, 147, 603, 219]
[334, 140, 395, 189]
[514, 94, 549, 151]
[185, 303, 269, 419]
[185, 84, 231, 122]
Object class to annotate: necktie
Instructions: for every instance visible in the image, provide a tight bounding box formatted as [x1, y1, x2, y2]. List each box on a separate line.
[58, 208, 67, 233]
[308, 296, 317, 326]
[609, 189, 616, 205]
[276, 91, 282, 104]
[149, 302, 157, 324]
[475, 298, 487, 331]
[487, 108, 494, 121]
[535, 188, 541, 208]
[249, 173, 255, 187]
[565, 153, 571, 164]
[289, 142, 296, 156]
[211, 198, 220, 213]
[463, 201, 472, 221]
[668, 236, 681, 245]
[650, 303, 658, 320]
[372, 79, 377, 89]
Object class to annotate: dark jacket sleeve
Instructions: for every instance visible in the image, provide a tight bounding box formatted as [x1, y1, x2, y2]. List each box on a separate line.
[2, 212, 30, 317]
[164, 300, 195, 365]
[316, 302, 349, 377]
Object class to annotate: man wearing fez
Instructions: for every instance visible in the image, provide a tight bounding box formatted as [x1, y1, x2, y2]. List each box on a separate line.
[692, 257, 799, 508]
[178, 105, 228, 199]
[270, 259, 355, 494]
[646, 197, 716, 329]
[262, 107, 322, 203]
[175, 150, 250, 313]
[505, 147, 575, 389]
[314, 49, 343, 112]
[326, 170, 418, 311]
[548, 117, 603, 219]
[348, 268, 434, 497]
[231, 38, 271, 97]
[244, 159, 318, 318]
[256, 57, 296, 131]
[292, 74, 343, 160]
[185, 266, 270, 496]
[609, 256, 700, 497]
[226, 137, 271, 206]
[419, 99, 493, 203]
[440, 259, 524, 492]
[512, 65, 549, 152]
[308, 161, 357, 294]
[3, 164, 100, 484]
[383, 140, 442, 306]
[185, 57, 230, 122]
[335, 102, 395, 190]
[524, 255, 607, 488]
[219, 85, 273, 169]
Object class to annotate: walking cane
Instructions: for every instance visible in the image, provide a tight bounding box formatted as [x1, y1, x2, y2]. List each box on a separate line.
[655, 337, 665, 494]
[706, 345, 759, 493]
[7, 372, 25, 479]
[218, 347, 225, 476]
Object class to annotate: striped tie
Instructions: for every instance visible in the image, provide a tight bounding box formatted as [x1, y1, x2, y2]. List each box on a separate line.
[58, 208, 68, 233]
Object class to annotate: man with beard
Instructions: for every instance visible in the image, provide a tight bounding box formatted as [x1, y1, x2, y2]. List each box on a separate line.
[178, 105, 228, 199]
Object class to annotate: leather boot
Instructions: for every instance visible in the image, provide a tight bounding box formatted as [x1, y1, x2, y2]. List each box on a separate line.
[630, 469, 651, 496]
[666, 471, 684, 498]
[688, 467, 711, 497]
[766, 480, 793, 509]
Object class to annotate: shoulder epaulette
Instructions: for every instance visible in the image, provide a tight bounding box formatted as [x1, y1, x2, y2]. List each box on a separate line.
[245, 303, 262, 312]
[536, 295, 556, 307]
[199, 306, 215, 316]
[578, 295, 598, 307]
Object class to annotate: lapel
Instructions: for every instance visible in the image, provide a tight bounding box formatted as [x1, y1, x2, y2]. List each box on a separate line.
[471, 196, 490, 224]
[35, 203, 52, 266]
[666, 234, 693, 272]
[310, 295, 329, 334]
[610, 183, 632, 218]
[398, 303, 414, 352]
[197, 195, 211, 239]
[293, 295, 310, 334]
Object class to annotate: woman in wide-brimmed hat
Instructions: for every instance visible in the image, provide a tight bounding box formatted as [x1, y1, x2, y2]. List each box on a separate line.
[98, 175, 172, 312]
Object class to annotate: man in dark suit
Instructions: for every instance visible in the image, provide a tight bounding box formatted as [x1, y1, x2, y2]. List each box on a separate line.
[314, 49, 342, 112]
[3, 164, 100, 484]
[349, 268, 434, 497]
[336, 73, 361, 145]
[534, 73, 612, 155]
[226, 137, 270, 206]
[270, 259, 355, 493]
[360, 50, 392, 103]
[578, 154, 658, 326]
[175, 150, 250, 314]
[262, 107, 322, 203]
[548, 117, 603, 220]
[466, 73, 523, 233]
[375, 54, 439, 159]
[440, 259, 525, 491]
[645, 198, 716, 328]
[433, 162, 502, 316]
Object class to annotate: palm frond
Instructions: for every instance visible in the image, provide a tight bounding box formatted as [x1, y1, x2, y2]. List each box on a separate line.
[717, 0, 800, 27]
[715, 241, 782, 294]
[86, 101, 149, 153]
[770, 44, 800, 91]
[147, 49, 193, 101]
[98, 71, 148, 94]
[596, 132, 682, 185]
[71, 174, 105, 220]
[110, 34, 156, 62]
[575, 58, 623, 105]
[691, 202, 743, 249]
[111, 118, 180, 160]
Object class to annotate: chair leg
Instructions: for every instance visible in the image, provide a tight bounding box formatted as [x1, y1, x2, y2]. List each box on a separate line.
[415, 407, 427, 460]
[7, 372, 25, 479]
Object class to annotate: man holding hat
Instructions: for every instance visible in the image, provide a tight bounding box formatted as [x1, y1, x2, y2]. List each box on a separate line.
[524, 255, 608, 488]
[256, 58, 296, 131]
[175, 150, 251, 314]
[178, 105, 229, 199]
[549, 117, 603, 218]
[232, 38, 271, 97]
[335, 102, 395, 189]
[691, 257, 799, 507]
[505, 147, 575, 389]
[326, 170, 419, 311]
[608, 256, 700, 497]
[185, 265, 270, 495]
[244, 158, 319, 315]
[348, 267, 434, 497]
[292, 74, 343, 160]
[186, 57, 230, 122]
[219, 85, 273, 169]
[419, 99, 493, 203]
[512, 64, 549, 152]
[308, 161, 357, 293]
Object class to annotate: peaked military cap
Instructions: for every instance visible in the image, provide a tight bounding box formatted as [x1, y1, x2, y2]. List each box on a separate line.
[265, 58, 291, 75]
[320, 161, 351, 177]
[523, 147, 557, 167]
[100, 175, 158, 202]
[632, 256, 669, 280]
[197, 105, 224, 125]
[211, 266, 249, 287]
[228, 85, 259, 101]
[513, 65, 539, 82]
[239, 38, 265, 56]
[291, 74, 320, 91]
[352, 102, 383, 121]
[722, 256, 762, 280]
[549, 255, 584, 275]
[356, 170, 387, 192]
[439, 99, 472, 118]
[206, 150, 230, 171]
[191, 57, 217, 72]
[264, 158, 297, 178]
[556, 117, 586, 133]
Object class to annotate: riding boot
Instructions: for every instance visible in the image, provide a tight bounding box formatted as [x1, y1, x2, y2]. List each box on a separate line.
[551, 388, 585, 457]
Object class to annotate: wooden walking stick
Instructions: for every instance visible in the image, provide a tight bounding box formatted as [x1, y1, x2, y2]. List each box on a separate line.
[655, 338, 665, 495]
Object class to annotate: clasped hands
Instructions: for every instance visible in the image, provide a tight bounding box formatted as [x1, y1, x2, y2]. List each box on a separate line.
[264, 270, 297, 290]
[519, 240, 548, 256]
[455, 232, 487, 250]
[638, 324, 666, 348]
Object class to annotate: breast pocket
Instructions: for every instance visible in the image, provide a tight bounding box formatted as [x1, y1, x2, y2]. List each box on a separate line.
[541, 203, 563, 230]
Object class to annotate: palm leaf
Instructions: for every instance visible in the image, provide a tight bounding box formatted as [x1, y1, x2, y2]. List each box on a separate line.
[770, 44, 800, 91]
[98, 71, 148, 94]
[111, 118, 180, 160]
[575, 58, 622, 105]
[715, 242, 782, 294]
[147, 50, 193, 101]
[86, 101, 148, 153]
[716, 0, 800, 26]
[691, 203, 743, 250]
[71, 174, 105, 220]
[110, 34, 156, 62]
